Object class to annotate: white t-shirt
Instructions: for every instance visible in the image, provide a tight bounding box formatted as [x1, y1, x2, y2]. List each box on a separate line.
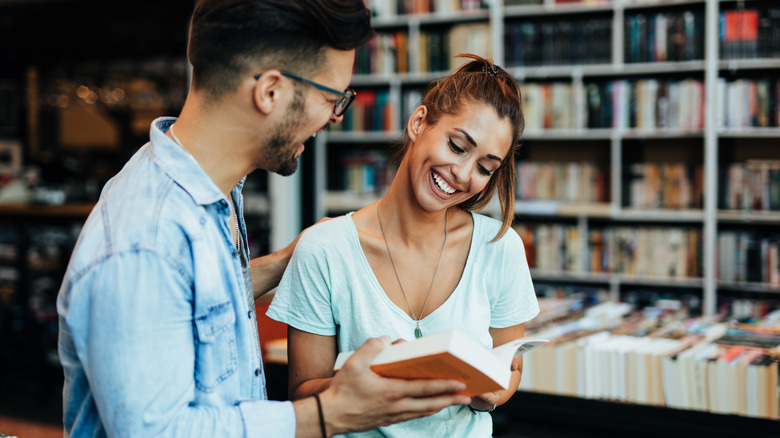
[267, 211, 539, 437]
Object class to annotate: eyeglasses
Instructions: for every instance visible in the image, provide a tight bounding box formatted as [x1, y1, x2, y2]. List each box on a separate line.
[254, 71, 356, 117]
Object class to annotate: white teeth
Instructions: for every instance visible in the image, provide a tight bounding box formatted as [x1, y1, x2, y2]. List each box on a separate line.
[432, 172, 456, 195]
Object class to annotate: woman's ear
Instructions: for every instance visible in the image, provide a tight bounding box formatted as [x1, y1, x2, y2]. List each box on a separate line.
[406, 105, 427, 143]
[253, 70, 283, 115]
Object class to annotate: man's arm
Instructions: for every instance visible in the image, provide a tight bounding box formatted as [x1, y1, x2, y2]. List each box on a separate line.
[64, 251, 294, 437]
[250, 218, 331, 299]
[250, 243, 294, 300]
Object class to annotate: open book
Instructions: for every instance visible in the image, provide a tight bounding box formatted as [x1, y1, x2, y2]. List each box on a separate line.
[333, 329, 548, 396]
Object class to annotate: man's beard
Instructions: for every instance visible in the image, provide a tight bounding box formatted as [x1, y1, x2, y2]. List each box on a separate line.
[265, 89, 307, 177]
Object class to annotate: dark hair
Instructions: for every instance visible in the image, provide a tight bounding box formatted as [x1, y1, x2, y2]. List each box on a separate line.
[188, 0, 374, 100]
[396, 54, 524, 241]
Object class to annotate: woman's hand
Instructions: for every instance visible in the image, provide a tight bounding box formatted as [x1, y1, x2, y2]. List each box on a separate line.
[468, 390, 500, 412]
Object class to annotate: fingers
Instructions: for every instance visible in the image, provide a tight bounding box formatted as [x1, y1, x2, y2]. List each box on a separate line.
[344, 336, 391, 369]
[389, 377, 468, 400]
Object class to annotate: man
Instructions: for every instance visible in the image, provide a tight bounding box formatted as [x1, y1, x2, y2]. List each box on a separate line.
[56, 1, 470, 437]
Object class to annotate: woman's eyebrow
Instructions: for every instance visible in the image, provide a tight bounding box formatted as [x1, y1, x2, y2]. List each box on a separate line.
[454, 128, 502, 162]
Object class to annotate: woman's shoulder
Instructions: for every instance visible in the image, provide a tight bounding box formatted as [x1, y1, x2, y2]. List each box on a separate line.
[470, 211, 520, 245]
[296, 214, 357, 251]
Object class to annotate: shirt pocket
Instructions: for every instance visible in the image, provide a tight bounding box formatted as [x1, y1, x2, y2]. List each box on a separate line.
[194, 301, 238, 392]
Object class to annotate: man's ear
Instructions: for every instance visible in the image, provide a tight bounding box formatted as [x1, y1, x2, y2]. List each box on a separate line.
[253, 70, 283, 115]
[406, 105, 427, 143]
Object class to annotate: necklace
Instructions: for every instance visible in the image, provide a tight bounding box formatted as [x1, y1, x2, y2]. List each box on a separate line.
[376, 199, 448, 338]
[170, 123, 240, 250]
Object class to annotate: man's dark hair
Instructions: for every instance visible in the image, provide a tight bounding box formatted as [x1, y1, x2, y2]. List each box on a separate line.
[188, 0, 374, 100]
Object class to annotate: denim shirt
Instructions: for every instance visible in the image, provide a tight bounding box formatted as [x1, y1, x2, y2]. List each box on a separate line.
[57, 117, 295, 437]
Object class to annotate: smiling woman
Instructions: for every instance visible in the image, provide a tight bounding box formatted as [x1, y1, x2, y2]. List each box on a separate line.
[267, 54, 540, 438]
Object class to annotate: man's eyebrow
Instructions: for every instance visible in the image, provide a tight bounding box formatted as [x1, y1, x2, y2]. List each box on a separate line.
[454, 128, 502, 162]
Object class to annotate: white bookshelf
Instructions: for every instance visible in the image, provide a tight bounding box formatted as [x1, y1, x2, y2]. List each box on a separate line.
[311, 0, 780, 317]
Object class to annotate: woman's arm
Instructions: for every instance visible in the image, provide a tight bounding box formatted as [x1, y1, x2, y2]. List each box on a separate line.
[287, 326, 339, 399]
[468, 323, 525, 411]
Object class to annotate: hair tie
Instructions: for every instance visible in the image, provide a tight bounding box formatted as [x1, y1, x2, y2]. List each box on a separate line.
[484, 65, 500, 77]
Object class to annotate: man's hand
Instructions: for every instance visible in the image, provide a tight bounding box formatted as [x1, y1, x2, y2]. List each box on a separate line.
[319, 336, 471, 435]
[251, 217, 332, 300]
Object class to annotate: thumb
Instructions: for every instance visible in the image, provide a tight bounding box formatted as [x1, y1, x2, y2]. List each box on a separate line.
[345, 336, 391, 369]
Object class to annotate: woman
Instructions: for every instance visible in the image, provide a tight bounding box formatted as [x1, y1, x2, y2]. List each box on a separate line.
[267, 54, 539, 437]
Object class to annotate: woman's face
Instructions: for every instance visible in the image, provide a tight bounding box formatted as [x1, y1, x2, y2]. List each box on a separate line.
[405, 102, 513, 212]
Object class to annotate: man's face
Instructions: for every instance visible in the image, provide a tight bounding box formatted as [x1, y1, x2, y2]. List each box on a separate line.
[263, 87, 306, 176]
[261, 48, 356, 176]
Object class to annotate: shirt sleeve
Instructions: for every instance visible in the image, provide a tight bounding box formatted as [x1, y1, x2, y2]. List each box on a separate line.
[61, 250, 296, 438]
[266, 225, 338, 336]
[489, 227, 540, 328]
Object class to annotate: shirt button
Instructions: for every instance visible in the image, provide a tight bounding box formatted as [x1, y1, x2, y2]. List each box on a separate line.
[255, 368, 261, 376]
[247, 311, 252, 319]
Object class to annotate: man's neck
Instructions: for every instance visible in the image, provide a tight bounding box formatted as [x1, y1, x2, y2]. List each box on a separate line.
[170, 96, 258, 198]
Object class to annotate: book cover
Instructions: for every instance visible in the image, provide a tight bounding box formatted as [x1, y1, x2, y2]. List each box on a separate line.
[333, 329, 548, 397]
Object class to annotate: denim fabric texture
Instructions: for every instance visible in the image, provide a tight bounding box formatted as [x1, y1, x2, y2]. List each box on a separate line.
[57, 117, 294, 437]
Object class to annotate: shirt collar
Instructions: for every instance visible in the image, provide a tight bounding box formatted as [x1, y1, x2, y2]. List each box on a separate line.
[149, 117, 246, 206]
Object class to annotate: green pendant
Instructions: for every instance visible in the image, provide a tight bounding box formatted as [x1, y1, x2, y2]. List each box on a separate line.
[414, 327, 423, 338]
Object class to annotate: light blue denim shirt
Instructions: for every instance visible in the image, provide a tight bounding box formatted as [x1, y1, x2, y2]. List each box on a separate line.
[57, 117, 295, 437]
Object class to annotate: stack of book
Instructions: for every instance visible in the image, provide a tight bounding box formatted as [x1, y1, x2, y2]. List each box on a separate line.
[520, 299, 780, 420]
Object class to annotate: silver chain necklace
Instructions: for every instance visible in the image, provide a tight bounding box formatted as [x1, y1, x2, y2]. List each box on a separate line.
[169, 124, 240, 250]
[376, 199, 448, 338]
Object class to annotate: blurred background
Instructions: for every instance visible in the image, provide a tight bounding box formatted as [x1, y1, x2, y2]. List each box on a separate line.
[1, 0, 779, 437]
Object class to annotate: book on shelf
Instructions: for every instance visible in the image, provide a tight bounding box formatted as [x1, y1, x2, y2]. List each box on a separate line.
[516, 161, 608, 204]
[717, 230, 780, 286]
[518, 223, 703, 279]
[625, 9, 703, 63]
[718, 78, 780, 129]
[722, 160, 780, 211]
[333, 329, 549, 397]
[721, 6, 780, 59]
[367, 0, 484, 17]
[626, 162, 704, 210]
[520, 299, 780, 420]
[448, 22, 491, 70]
[334, 88, 397, 133]
[505, 16, 611, 67]
[354, 31, 408, 76]
[520, 78, 706, 134]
